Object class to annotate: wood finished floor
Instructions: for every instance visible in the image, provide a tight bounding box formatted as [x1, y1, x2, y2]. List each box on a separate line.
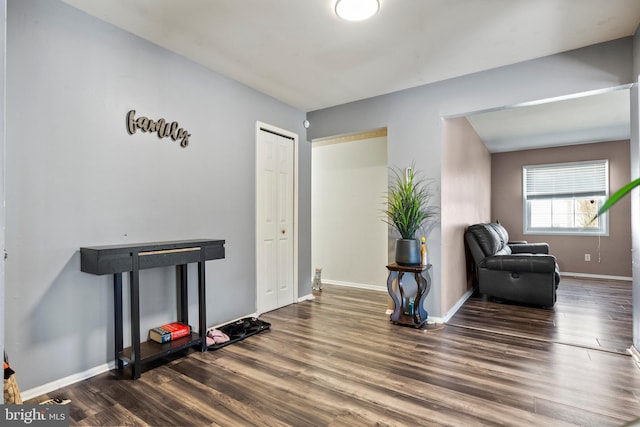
[31, 280, 640, 426]
[448, 276, 633, 354]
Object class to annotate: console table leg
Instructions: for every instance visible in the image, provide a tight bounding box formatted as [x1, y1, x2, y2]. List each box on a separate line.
[413, 272, 427, 326]
[130, 255, 141, 380]
[387, 270, 401, 322]
[113, 273, 124, 370]
[176, 265, 188, 325]
[198, 257, 207, 351]
[417, 270, 430, 322]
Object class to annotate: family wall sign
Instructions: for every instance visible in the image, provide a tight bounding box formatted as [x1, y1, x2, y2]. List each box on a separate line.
[126, 109, 191, 147]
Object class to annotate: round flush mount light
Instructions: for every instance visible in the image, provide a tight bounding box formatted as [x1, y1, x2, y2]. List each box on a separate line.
[335, 0, 380, 21]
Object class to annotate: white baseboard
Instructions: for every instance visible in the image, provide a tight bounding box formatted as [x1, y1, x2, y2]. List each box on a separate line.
[23, 311, 265, 401]
[385, 286, 475, 324]
[561, 272, 632, 281]
[439, 287, 476, 323]
[325, 280, 470, 324]
[322, 279, 387, 292]
[21, 361, 116, 402]
[298, 293, 315, 302]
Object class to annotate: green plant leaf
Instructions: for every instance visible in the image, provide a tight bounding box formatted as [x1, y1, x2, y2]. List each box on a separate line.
[597, 177, 640, 216]
[381, 163, 438, 239]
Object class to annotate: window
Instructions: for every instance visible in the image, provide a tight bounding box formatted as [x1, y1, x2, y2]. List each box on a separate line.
[523, 160, 608, 235]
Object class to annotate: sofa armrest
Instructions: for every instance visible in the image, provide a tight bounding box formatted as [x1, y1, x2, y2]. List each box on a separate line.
[508, 242, 549, 254]
[480, 254, 557, 273]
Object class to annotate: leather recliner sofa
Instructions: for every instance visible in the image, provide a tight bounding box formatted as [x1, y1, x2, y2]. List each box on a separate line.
[465, 223, 560, 307]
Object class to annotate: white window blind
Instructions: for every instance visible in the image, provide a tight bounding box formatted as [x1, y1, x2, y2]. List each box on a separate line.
[524, 160, 608, 200]
[522, 160, 608, 235]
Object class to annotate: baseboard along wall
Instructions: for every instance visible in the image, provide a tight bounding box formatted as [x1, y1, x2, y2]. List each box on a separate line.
[321, 279, 387, 292]
[21, 311, 263, 402]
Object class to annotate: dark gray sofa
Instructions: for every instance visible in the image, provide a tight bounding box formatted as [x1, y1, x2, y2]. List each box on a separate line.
[465, 223, 560, 307]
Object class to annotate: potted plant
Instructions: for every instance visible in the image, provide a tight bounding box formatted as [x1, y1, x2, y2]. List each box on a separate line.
[383, 164, 437, 266]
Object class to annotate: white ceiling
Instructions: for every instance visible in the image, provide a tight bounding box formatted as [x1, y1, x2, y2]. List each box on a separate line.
[467, 88, 632, 153]
[61, 0, 640, 150]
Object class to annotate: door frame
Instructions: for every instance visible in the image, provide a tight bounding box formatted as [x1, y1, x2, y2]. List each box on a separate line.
[255, 121, 299, 314]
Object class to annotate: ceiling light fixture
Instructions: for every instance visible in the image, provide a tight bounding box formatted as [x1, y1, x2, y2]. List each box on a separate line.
[335, 0, 380, 22]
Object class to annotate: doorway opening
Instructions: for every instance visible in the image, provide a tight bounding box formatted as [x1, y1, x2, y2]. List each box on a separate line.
[448, 86, 634, 352]
[311, 128, 388, 291]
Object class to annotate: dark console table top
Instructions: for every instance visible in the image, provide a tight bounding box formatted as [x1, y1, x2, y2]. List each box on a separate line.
[80, 239, 225, 275]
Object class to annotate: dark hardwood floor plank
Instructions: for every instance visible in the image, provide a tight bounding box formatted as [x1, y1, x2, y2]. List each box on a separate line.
[75, 403, 150, 427]
[161, 374, 291, 427]
[448, 277, 633, 354]
[533, 397, 630, 427]
[27, 279, 640, 426]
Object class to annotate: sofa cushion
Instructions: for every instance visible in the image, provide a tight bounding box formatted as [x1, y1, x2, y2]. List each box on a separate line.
[488, 223, 509, 247]
[467, 224, 511, 257]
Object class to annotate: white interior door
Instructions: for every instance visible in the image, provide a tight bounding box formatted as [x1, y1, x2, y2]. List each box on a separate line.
[257, 126, 295, 313]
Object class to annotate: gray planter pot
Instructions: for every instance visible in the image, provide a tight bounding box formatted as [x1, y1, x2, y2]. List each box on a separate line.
[395, 239, 420, 266]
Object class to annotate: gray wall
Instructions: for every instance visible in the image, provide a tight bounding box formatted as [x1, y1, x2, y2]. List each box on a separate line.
[6, 0, 309, 393]
[308, 37, 635, 319]
[0, 0, 5, 405]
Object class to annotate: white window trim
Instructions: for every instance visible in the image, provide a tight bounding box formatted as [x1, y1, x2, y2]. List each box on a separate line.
[522, 160, 609, 236]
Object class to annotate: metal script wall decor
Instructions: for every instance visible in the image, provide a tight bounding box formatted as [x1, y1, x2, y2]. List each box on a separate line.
[126, 110, 191, 147]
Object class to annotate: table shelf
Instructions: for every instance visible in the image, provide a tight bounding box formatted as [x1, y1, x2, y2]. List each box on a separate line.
[119, 334, 202, 365]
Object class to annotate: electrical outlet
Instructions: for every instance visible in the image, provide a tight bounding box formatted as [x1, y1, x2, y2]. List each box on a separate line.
[585, 254, 591, 261]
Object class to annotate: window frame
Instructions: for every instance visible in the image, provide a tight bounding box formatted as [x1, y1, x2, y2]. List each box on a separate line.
[522, 160, 609, 236]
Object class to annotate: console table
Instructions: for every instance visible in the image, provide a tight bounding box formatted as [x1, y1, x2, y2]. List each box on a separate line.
[80, 239, 225, 379]
[386, 263, 431, 327]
